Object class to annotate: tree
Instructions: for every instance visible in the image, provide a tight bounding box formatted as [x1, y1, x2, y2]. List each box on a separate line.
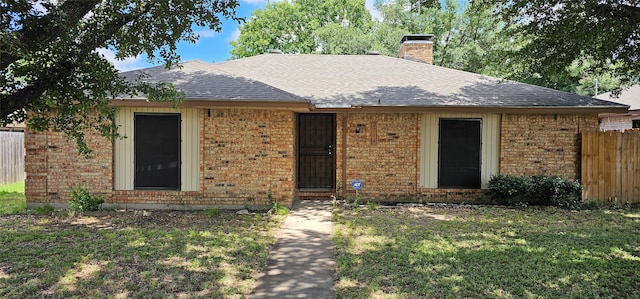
[375, 0, 514, 75]
[484, 0, 640, 90]
[1, 0, 241, 154]
[230, 0, 373, 58]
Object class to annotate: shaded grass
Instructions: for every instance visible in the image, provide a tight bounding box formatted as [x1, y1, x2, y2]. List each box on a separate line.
[0, 182, 25, 215]
[0, 211, 284, 298]
[334, 206, 640, 298]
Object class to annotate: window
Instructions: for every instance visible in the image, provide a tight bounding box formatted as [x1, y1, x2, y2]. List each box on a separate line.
[114, 108, 199, 191]
[438, 119, 481, 188]
[134, 113, 181, 189]
[633, 119, 640, 128]
[420, 113, 500, 189]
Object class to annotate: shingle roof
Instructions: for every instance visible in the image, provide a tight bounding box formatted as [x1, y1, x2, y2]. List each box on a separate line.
[118, 55, 627, 110]
[595, 85, 640, 110]
[118, 60, 304, 102]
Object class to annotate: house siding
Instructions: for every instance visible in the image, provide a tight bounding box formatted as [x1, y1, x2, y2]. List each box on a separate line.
[25, 110, 601, 208]
[500, 114, 599, 180]
[26, 108, 296, 209]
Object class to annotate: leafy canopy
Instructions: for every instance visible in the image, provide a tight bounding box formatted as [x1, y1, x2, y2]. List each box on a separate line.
[1, 0, 241, 155]
[482, 0, 640, 91]
[230, 0, 374, 58]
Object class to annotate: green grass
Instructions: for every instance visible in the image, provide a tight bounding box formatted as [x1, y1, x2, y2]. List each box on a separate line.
[0, 182, 25, 215]
[334, 206, 640, 298]
[0, 211, 285, 298]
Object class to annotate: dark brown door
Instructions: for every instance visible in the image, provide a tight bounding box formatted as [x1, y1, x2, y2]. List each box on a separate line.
[298, 114, 336, 189]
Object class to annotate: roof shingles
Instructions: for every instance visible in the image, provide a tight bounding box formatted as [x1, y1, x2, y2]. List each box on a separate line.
[119, 55, 627, 110]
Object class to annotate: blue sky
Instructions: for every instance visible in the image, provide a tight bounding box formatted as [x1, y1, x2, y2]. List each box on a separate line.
[105, 0, 381, 71]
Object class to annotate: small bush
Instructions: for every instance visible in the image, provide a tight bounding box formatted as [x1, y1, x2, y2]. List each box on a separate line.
[488, 174, 533, 205]
[532, 175, 582, 208]
[68, 185, 104, 212]
[205, 208, 221, 217]
[272, 203, 290, 215]
[33, 204, 55, 215]
[489, 174, 582, 208]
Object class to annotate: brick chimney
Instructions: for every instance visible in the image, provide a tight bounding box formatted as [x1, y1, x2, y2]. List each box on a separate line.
[398, 34, 433, 64]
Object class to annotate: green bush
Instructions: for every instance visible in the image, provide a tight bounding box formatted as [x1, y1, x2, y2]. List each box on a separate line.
[489, 174, 582, 208]
[68, 185, 104, 212]
[488, 174, 533, 205]
[532, 175, 582, 208]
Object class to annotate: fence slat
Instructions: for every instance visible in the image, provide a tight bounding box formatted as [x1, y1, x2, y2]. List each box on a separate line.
[0, 131, 26, 185]
[582, 130, 640, 203]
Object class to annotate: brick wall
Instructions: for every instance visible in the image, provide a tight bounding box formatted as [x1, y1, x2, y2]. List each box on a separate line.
[25, 127, 113, 204]
[25, 110, 601, 207]
[599, 115, 632, 131]
[26, 108, 296, 208]
[398, 42, 433, 64]
[339, 113, 420, 200]
[202, 109, 295, 206]
[500, 114, 599, 180]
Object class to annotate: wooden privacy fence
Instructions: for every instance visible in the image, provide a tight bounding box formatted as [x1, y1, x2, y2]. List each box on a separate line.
[582, 130, 640, 203]
[0, 131, 25, 185]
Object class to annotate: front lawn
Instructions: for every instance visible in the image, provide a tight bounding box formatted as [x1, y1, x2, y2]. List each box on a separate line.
[334, 205, 640, 298]
[0, 182, 25, 215]
[0, 211, 283, 298]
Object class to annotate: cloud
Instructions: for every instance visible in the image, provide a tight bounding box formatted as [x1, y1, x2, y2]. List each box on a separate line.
[194, 29, 216, 38]
[229, 28, 241, 42]
[95, 48, 146, 71]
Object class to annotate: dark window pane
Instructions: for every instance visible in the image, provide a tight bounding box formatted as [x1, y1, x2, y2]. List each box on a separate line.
[134, 114, 181, 189]
[438, 119, 481, 188]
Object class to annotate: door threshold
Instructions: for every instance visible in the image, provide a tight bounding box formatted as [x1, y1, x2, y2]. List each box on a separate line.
[298, 188, 334, 192]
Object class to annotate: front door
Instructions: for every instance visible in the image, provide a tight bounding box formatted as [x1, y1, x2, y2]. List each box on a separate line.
[298, 114, 336, 190]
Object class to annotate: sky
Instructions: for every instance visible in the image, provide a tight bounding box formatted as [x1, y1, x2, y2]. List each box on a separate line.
[105, 0, 381, 71]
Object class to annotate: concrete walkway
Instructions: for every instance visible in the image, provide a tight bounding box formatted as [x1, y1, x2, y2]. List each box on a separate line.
[249, 200, 335, 298]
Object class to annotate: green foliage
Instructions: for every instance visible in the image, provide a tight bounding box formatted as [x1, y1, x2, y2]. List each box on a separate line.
[1, 0, 241, 155]
[205, 208, 221, 217]
[489, 174, 582, 208]
[532, 175, 583, 209]
[488, 174, 533, 204]
[68, 185, 104, 212]
[480, 0, 638, 92]
[230, 0, 373, 58]
[32, 204, 56, 215]
[272, 203, 290, 215]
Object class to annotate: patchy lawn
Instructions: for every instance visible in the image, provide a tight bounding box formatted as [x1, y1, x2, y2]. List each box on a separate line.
[0, 211, 284, 298]
[334, 205, 640, 298]
[0, 182, 25, 215]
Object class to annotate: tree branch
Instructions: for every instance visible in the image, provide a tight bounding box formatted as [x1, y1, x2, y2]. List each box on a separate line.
[1, 0, 100, 70]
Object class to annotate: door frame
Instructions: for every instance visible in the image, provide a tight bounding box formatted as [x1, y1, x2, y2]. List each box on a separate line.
[296, 113, 337, 191]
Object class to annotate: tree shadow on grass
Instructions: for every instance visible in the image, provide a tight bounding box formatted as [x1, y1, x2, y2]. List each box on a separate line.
[334, 207, 640, 298]
[0, 212, 280, 298]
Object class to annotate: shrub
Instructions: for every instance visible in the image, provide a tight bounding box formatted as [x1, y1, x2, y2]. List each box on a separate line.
[531, 175, 582, 208]
[68, 185, 104, 212]
[489, 174, 583, 208]
[488, 174, 533, 205]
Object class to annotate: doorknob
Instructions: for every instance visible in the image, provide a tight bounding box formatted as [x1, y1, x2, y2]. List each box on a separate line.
[328, 144, 332, 155]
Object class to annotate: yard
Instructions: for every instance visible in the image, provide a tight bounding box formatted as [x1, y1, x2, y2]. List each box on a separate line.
[334, 205, 640, 298]
[0, 184, 284, 298]
[2, 183, 640, 298]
